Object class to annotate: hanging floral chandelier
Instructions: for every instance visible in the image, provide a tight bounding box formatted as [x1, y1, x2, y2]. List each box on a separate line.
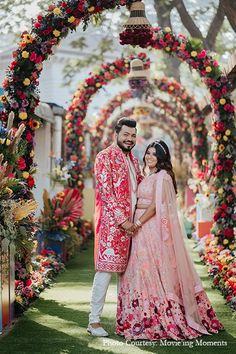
[128, 58, 150, 98]
[119, 0, 153, 47]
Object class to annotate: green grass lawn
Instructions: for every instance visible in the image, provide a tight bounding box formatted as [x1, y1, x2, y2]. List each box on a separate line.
[0, 238, 235, 354]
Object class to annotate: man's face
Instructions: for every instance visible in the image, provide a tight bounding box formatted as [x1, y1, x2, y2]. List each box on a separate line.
[116, 125, 137, 153]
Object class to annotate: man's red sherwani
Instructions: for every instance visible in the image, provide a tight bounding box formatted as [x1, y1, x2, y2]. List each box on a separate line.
[94, 144, 142, 272]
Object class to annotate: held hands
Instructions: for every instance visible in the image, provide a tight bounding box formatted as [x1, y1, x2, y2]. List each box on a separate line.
[121, 219, 142, 237]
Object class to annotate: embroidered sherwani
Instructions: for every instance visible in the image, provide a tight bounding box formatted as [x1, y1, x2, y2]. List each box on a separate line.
[94, 144, 142, 273]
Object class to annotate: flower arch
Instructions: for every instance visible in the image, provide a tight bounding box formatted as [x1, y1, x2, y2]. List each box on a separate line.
[98, 105, 190, 161]
[1, 0, 235, 248]
[94, 90, 192, 156]
[64, 53, 150, 188]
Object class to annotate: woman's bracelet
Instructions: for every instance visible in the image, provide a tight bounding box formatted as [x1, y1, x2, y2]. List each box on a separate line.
[135, 219, 142, 227]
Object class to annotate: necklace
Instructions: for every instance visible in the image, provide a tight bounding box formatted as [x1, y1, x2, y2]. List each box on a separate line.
[148, 169, 157, 176]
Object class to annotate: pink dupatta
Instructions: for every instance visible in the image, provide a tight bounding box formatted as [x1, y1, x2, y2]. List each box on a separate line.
[155, 170, 210, 335]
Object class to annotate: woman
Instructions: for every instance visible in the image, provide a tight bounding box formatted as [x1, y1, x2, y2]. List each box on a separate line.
[116, 140, 224, 341]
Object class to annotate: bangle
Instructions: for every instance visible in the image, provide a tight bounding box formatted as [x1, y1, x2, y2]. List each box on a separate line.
[135, 219, 142, 227]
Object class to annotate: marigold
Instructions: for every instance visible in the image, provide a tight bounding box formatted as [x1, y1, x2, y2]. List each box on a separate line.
[219, 98, 226, 105]
[164, 27, 171, 32]
[22, 171, 30, 179]
[68, 16, 75, 23]
[191, 51, 197, 57]
[19, 111, 27, 120]
[53, 7, 61, 15]
[22, 51, 29, 58]
[23, 78, 30, 86]
[53, 30, 61, 37]
[205, 66, 212, 72]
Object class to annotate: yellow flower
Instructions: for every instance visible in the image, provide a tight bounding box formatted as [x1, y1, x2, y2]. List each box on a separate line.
[225, 129, 231, 136]
[19, 112, 27, 120]
[223, 135, 228, 141]
[191, 51, 197, 57]
[205, 66, 212, 72]
[53, 30, 61, 37]
[53, 7, 61, 15]
[164, 27, 171, 32]
[79, 136, 83, 142]
[22, 51, 29, 58]
[202, 159, 208, 166]
[233, 175, 236, 181]
[15, 296, 23, 304]
[30, 150, 35, 157]
[0, 138, 5, 144]
[88, 6, 95, 12]
[219, 144, 225, 152]
[219, 98, 226, 105]
[204, 192, 210, 197]
[96, 83, 101, 88]
[22, 171, 30, 179]
[165, 47, 171, 52]
[22, 34, 33, 43]
[125, 63, 129, 67]
[229, 244, 235, 250]
[23, 78, 30, 86]
[68, 16, 75, 23]
[6, 139, 11, 146]
[222, 265, 228, 272]
[223, 239, 229, 245]
[218, 188, 223, 194]
[0, 95, 7, 103]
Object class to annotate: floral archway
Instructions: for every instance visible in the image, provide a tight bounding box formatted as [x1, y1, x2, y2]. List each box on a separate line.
[0, 0, 235, 248]
[93, 91, 192, 159]
[64, 53, 150, 188]
[98, 104, 190, 160]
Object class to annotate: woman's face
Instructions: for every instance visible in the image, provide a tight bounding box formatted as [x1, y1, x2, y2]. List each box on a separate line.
[145, 147, 158, 169]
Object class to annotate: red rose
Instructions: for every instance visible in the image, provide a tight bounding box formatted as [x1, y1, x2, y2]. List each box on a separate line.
[223, 160, 233, 171]
[17, 157, 26, 170]
[26, 131, 33, 143]
[213, 121, 225, 132]
[25, 278, 32, 286]
[33, 22, 41, 29]
[27, 176, 35, 188]
[221, 203, 227, 210]
[223, 228, 234, 238]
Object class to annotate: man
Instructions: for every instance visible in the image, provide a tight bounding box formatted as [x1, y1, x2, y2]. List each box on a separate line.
[87, 117, 142, 337]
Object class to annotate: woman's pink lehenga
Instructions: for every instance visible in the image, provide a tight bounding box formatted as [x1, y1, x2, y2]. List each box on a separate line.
[116, 170, 224, 341]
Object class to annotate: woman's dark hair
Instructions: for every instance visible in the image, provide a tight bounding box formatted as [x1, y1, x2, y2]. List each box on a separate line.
[143, 140, 178, 194]
[114, 117, 137, 134]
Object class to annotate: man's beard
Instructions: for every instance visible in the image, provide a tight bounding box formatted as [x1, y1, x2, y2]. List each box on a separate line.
[117, 140, 135, 153]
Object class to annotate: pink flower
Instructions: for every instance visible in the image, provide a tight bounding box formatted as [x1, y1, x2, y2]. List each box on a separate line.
[197, 50, 207, 59]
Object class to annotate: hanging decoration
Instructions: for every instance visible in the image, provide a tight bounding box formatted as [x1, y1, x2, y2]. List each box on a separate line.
[128, 58, 150, 98]
[119, 0, 153, 47]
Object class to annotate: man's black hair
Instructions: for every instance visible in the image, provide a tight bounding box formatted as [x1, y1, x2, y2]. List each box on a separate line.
[114, 117, 137, 134]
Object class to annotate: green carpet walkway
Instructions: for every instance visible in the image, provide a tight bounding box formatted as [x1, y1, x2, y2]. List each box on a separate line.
[0, 239, 235, 354]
